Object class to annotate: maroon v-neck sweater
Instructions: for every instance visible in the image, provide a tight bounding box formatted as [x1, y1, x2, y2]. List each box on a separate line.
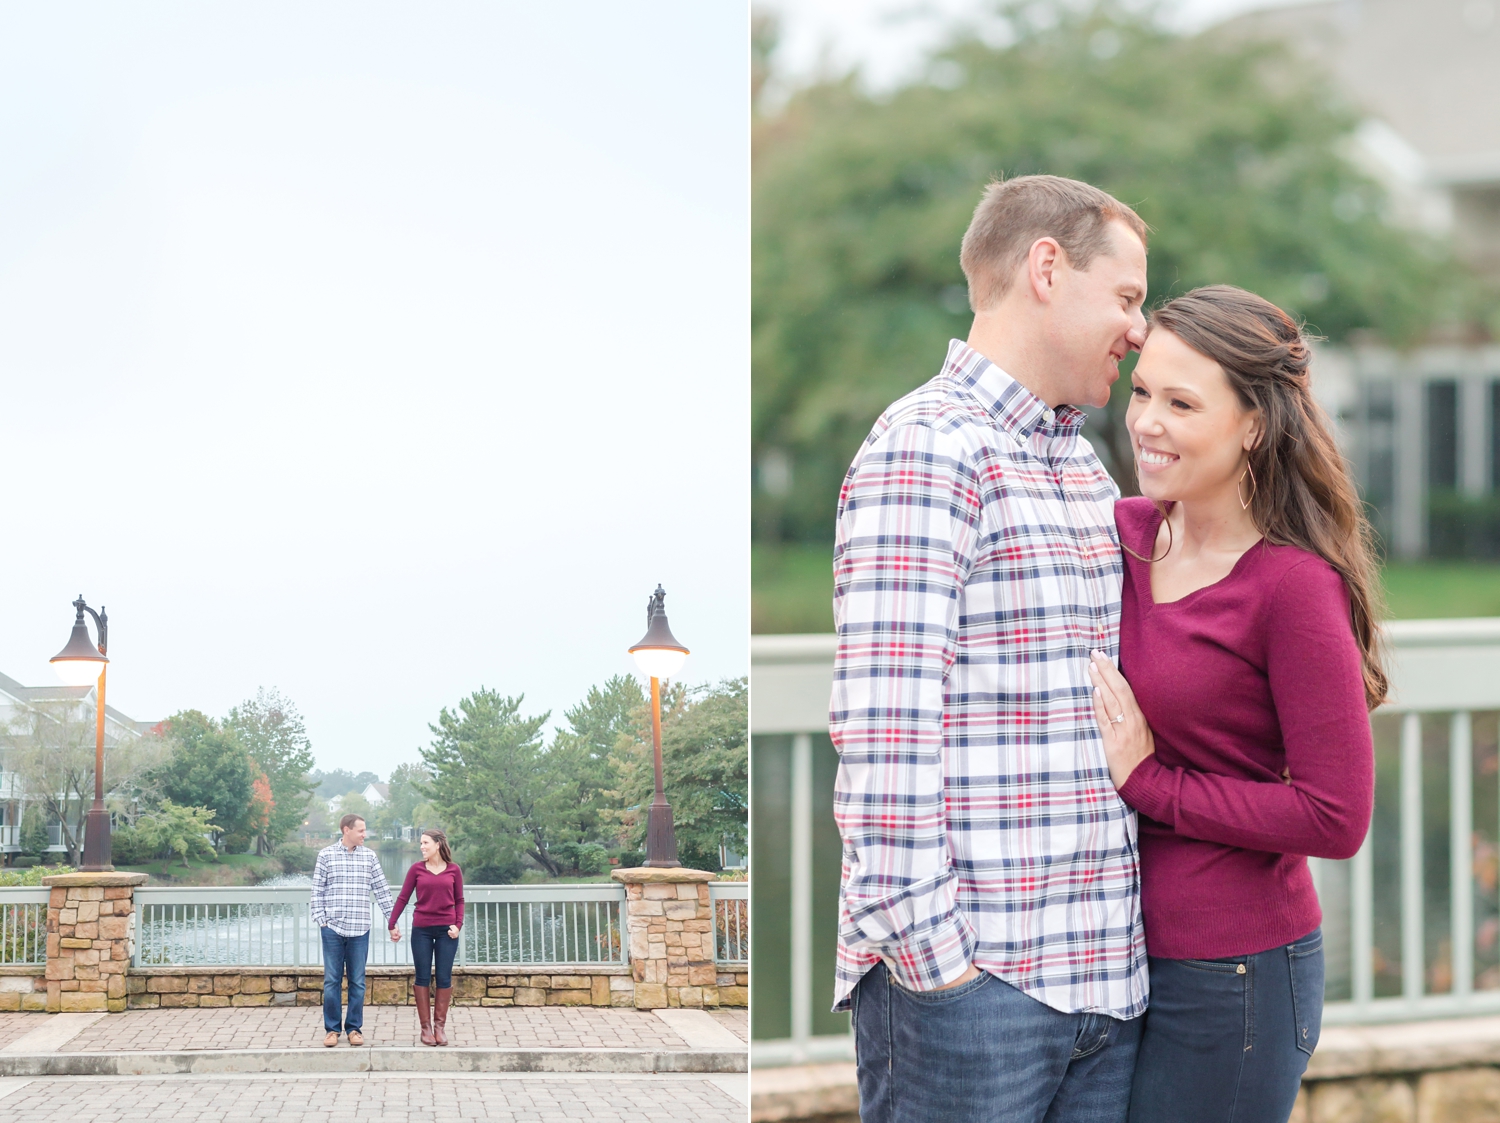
[392, 862, 465, 930]
[1114, 497, 1373, 960]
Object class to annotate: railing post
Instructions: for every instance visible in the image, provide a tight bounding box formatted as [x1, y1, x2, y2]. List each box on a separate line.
[1352, 829, 1374, 1006]
[1401, 712, 1424, 1002]
[1451, 711, 1474, 998]
[790, 732, 814, 1061]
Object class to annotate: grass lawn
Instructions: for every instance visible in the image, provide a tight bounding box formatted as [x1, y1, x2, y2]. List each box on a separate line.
[753, 545, 1500, 633]
[116, 852, 286, 886]
[1380, 563, 1500, 619]
[752, 544, 835, 634]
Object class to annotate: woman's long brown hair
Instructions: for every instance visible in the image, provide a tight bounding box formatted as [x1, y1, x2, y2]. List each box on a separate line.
[1148, 285, 1389, 710]
[421, 829, 453, 865]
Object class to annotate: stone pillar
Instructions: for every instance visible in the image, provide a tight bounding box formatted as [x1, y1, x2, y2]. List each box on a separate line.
[43, 871, 146, 1013]
[612, 866, 719, 1009]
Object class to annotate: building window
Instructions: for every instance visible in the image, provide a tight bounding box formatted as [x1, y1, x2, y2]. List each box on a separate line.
[1363, 380, 1396, 540]
[1491, 381, 1500, 492]
[1428, 380, 1459, 492]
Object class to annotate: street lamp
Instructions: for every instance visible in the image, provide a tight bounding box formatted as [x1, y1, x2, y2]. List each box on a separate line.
[628, 585, 688, 868]
[50, 596, 112, 871]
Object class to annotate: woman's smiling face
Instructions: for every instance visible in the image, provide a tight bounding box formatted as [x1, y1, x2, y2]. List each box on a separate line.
[1126, 327, 1261, 505]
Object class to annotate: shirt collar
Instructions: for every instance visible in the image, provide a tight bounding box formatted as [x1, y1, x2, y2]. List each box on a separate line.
[944, 339, 1088, 444]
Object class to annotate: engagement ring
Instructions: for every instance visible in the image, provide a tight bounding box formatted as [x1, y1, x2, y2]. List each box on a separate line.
[1112, 714, 1125, 724]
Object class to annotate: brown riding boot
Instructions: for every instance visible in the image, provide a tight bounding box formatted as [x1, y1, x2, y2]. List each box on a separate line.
[433, 986, 452, 1046]
[415, 985, 437, 1046]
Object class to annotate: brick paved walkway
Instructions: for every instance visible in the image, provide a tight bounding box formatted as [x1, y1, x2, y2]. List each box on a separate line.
[704, 1009, 747, 1043]
[0, 1013, 41, 1050]
[0, 1006, 748, 1053]
[0, 1074, 747, 1121]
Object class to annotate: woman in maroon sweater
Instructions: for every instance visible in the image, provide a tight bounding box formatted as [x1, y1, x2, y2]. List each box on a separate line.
[390, 829, 464, 1046]
[1086, 287, 1384, 1123]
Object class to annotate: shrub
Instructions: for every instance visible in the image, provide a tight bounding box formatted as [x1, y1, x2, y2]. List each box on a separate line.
[1428, 491, 1500, 559]
[109, 826, 156, 866]
[275, 841, 321, 873]
[575, 843, 609, 875]
[0, 864, 75, 887]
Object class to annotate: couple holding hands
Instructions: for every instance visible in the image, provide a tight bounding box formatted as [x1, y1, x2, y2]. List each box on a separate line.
[310, 815, 464, 1049]
[831, 175, 1379, 1123]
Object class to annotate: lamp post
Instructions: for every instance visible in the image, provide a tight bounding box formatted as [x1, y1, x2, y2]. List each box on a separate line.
[628, 585, 689, 869]
[50, 596, 112, 871]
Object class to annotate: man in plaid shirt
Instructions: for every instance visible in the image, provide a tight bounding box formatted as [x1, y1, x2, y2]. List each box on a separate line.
[832, 176, 1150, 1122]
[311, 813, 396, 1047]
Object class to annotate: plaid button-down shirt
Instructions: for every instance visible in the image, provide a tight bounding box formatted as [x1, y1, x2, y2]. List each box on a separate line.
[831, 339, 1147, 1020]
[310, 843, 395, 937]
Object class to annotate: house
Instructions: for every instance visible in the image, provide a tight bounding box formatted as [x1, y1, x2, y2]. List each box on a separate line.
[1221, 0, 1500, 557]
[325, 782, 389, 816]
[0, 669, 156, 859]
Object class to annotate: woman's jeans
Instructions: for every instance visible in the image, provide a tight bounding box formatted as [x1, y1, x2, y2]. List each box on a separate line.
[1128, 928, 1324, 1123]
[411, 925, 459, 989]
[320, 928, 368, 1034]
[852, 962, 1141, 1123]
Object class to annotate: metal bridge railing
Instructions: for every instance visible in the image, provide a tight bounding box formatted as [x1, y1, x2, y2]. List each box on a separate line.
[711, 882, 748, 966]
[0, 888, 48, 966]
[131, 884, 629, 969]
[750, 620, 1500, 1066]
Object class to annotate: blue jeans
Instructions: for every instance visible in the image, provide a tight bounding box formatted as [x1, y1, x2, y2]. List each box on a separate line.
[320, 928, 369, 1034]
[411, 925, 459, 988]
[1128, 929, 1324, 1123]
[852, 962, 1141, 1123]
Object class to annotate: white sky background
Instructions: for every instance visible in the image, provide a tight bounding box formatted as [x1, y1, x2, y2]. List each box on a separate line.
[762, 0, 1315, 94]
[0, 3, 749, 778]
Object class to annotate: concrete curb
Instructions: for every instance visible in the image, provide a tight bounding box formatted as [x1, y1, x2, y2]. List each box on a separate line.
[0, 1047, 747, 1077]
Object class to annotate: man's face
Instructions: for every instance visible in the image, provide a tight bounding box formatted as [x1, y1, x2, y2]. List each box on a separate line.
[1046, 220, 1148, 408]
[342, 819, 366, 847]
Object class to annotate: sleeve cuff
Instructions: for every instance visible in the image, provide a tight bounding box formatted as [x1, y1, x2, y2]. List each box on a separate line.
[1118, 754, 1177, 826]
[879, 911, 977, 993]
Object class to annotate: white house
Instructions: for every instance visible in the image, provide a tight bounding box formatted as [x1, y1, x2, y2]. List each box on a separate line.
[1222, 0, 1500, 557]
[0, 669, 156, 858]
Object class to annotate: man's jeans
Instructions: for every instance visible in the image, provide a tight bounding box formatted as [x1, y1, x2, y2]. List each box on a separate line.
[852, 962, 1141, 1123]
[320, 928, 369, 1034]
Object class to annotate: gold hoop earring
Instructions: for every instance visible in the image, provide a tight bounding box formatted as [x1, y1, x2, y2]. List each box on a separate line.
[1121, 503, 1174, 564]
[1238, 462, 1258, 511]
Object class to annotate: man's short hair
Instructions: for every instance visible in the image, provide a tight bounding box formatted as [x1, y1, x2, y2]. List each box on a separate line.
[959, 175, 1148, 311]
[339, 814, 364, 833]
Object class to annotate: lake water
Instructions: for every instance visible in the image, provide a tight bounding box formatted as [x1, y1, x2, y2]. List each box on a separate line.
[133, 844, 640, 968]
[259, 844, 419, 890]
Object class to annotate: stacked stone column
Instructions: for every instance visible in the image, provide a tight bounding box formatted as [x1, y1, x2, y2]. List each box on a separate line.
[612, 866, 720, 1009]
[42, 872, 146, 1013]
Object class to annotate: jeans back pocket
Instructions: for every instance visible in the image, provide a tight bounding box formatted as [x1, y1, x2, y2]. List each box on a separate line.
[1287, 929, 1324, 1057]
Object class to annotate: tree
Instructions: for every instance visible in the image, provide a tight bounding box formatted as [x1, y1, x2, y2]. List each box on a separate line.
[752, 2, 1491, 543]
[374, 762, 434, 837]
[609, 678, 748, 871]
[226, 689, 316, 853]
[545, 675, 646, 849]
[148, 711, 256, 852]
[309, 769, 379, 800]
[337, 790, 372, 825]
[1, 700, 163, 865]
[134, 801, 217, 867]
[420, 690, 562, 880]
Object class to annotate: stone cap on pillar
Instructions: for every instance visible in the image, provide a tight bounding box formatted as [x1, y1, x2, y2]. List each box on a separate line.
[42, 872, 149, 888]
[611, 867, 717, 885]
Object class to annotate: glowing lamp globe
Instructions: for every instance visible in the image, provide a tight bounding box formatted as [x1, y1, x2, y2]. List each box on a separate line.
[629, 591, 689, 680]
[51, 619, 108, 686]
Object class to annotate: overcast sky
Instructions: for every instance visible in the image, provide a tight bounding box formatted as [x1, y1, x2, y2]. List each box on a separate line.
[0, 2, 748, 778]
[763, 0, 1313, 93]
